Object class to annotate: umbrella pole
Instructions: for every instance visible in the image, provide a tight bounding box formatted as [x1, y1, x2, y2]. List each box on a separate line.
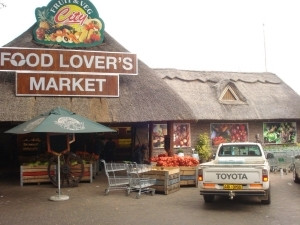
[49, 155, 69, 201]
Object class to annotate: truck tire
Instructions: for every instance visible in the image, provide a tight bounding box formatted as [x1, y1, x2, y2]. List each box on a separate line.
[261, 188, 271, 205]
[293, 167, 300, 183]
[203, 195, 214, 203]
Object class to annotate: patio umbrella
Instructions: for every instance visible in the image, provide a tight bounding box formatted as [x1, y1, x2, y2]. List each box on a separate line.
[5, 107, 116, 201]
[5, 107, 116, 134]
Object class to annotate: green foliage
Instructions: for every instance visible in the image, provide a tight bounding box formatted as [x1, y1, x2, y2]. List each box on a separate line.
[177, 148, 184, 153]
[195, 133, 212, 161]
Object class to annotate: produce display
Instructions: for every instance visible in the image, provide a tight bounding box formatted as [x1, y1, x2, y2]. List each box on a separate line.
[75, 151, 99, 162]
[22, 151, 98, 167]
[151, 153, 199, 167]
[23, 161, 49, 166]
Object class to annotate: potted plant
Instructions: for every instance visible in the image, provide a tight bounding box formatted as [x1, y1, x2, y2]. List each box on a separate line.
[195, 133, 212, 162]
[177, 148, 184, 157]
[191, 148, 199, 160]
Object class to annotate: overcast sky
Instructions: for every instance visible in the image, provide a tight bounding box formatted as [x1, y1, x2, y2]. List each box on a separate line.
[1, 0, 300, 95]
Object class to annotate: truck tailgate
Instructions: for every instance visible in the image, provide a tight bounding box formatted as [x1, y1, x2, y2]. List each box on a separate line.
[203, 167, 263, 184]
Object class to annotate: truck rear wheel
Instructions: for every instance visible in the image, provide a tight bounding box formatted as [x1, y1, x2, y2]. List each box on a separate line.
[293, 167, 300, 183]
[203, 195, 214, 203]
[261, 188, 271, 205]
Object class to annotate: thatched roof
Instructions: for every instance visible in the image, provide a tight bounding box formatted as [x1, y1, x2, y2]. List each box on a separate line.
[155, 69, 300, 120]
[0, 25, 195, 123]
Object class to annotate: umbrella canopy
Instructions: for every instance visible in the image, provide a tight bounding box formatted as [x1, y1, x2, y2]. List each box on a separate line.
[5, 107, 116, 134]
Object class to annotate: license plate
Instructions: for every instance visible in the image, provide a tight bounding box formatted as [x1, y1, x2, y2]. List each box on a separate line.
[223, 184, 243, 190]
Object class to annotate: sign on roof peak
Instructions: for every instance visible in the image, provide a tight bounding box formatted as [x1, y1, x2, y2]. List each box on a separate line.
[33, 0, 105, 47]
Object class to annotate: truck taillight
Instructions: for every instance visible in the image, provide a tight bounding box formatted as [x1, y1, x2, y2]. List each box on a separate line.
[198, 175, 203, 181]
[262, 169, 268, 182]
[198, 169, 203, 181]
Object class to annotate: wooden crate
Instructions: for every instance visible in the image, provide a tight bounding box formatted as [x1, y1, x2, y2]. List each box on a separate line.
[179, 166, 199, 187]
[20, 165, 50, 186]
[81, 164, 93, 183]
[20, 163, 93, 186]
[142, 167, 180, 194]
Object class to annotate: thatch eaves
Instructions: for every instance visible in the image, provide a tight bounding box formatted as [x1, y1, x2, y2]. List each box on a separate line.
[155, 69, 300, 121]
[0, 26, 195, 123]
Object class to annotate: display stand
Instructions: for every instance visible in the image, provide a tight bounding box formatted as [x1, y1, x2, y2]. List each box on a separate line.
[49, 155, 69, 201]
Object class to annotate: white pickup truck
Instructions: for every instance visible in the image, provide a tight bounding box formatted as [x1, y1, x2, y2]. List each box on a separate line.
[198, 142, 271, 204]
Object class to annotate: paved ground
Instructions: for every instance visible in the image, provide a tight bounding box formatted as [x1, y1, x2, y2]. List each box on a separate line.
[0, 170, 300, 225]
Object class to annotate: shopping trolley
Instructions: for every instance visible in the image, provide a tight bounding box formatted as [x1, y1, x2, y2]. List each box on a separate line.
[126, 163, 156, 199]
[266, 151, 294, 174]
[101, 160, 156, 198]
[101, 160, 131, 195]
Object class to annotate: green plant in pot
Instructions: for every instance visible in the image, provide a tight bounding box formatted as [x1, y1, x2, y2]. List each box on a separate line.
[177, 148, 183, 153]
[195, 133, 212, 162]
[177, 148, 184, 156]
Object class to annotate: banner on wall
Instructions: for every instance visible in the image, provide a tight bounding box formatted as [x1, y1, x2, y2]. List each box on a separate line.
[263, 122, 296, 144]
[173, 123, 190, 148]
[210, 123, 248, 146]
[152, 123, 191, 149]
[152, 124, 167, 148]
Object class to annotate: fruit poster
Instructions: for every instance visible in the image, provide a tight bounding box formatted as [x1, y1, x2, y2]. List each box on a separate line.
[33, 0, 104, 47]
[210, 123, 248, 146]
[173, 123, 190, 148]
[263, 122, 296, 144]
[152, 124, 167, 148]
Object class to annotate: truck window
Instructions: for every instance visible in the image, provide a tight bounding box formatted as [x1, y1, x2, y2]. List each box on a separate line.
[218, 145, 262, 156]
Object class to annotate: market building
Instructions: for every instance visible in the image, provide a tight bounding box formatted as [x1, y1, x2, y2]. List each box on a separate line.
[0, 0, 195, 175]
[1, 0, 300, 179]
[154, 69, 300, 152]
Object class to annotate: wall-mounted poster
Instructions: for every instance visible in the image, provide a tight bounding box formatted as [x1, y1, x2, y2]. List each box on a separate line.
[152, 124, 167, 148]
[263, 122, 296, 144]
[173, 123, 190, 148]
[210, 123, 248, 146]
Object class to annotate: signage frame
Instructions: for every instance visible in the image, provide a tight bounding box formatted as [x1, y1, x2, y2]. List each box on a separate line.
[0, 47, 138, 75]
[16, 71, 119, 97]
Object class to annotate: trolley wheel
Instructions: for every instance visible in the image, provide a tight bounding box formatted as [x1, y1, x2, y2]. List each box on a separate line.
[105, 189, 109, 195]
[151, 189, 155, 196]
[136, 192, 141, 199]
[48, 152, 84, 187]
[126, 188, 131, 196]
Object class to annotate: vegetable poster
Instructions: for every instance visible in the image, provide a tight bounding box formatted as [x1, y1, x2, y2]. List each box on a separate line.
[173, 123, 190, 148]
[152, 124, 167, 148]
[152, 123, 191, 148]
[210, 123, 248, 146]
[263, 122, 296, 144]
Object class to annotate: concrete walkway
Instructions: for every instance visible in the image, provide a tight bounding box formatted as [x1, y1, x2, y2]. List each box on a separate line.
[0, 170, 297, 225]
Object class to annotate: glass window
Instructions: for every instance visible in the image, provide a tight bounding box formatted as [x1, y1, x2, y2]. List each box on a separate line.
[218, 145, 261, 157]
